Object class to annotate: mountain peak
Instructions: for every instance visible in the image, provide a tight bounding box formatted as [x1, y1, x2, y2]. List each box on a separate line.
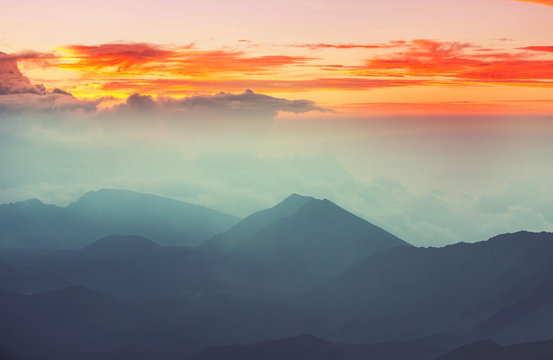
[82, 235, 164, 258]
[278, 193, 315, 210]
[200, 193, 314, 252]
[1, 188, 239, 248]
[76, 188, 141, 202]
[290, 334, 328, 343]
[283, 193, 314, 201]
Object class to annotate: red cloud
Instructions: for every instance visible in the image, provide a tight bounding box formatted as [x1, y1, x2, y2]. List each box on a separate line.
[518, 46, 553, 53]
[12, 39, 553, 99]
[512, 0, 553, 5]
[363, 39, 553, 82]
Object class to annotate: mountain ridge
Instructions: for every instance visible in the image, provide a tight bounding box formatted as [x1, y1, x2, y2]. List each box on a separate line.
[0, 188, 240, 248]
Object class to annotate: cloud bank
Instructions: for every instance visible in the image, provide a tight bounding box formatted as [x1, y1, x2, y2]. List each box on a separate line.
[118, 89, 324, 117]
[0, 54, 323, 119]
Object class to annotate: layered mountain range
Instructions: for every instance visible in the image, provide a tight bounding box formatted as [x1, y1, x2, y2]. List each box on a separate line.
[1, 189, 553, 360]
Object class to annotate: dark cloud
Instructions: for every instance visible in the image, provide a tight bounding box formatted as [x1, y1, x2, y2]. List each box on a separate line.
[0, 50, 55, 62]
[0, 94, 103, 114]
[0, 52, 104, 113]
[125, 93, 157, 111]
[116, 89, 325, 118]
[52, 88, 73, 96]
[0, 52, 47, 95]
[162, 89, 324, 115]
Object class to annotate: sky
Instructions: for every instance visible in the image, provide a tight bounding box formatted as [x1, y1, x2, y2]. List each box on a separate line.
[1, 0, 553, 246]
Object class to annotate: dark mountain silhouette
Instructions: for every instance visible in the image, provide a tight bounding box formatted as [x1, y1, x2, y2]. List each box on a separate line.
[435, 338, 553, 360]
[0, 285, 230, 360]
[0, 286, 313, 360]
[307, 231, 553, 345]
[0, 189, 239, 248]
[189, 334, 447, 360]
[0, 238, 220, 302]
[433, 263, 553, 346]
[0, 286, 132, 360]
[208, 194, 407, 290]
[0, 262, 35, 293]
[82, 235, 166, 259]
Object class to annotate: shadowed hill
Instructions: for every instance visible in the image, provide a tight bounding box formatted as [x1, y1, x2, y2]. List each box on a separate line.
[435, 338, 553, 360]
[82, 235, 166, 259]
[432, 263, 553, 346]
[307, 231, 553, 345]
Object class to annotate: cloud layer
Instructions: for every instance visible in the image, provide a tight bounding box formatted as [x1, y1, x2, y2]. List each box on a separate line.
[0, 53, 324, 118]
[55, 39, 553, 92]
[7, 38, 552, 111]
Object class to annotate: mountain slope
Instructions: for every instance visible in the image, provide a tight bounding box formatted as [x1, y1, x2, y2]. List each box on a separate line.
[435, 338, 553, 360]
[0, 236, 222, 302]
[210, 194, 407, 290]
[307, 231, 553, 345]
[0, 286, 130, 360]
[433, 263, 553, 346]
[0, 189, 240, 248]
[200, 193, 313, 252]
[188, 334, 447, 360]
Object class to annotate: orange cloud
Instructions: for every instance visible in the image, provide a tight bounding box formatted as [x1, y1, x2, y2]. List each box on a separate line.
[9, 39, 553, 117]
[512, 0, 553, 5]
[362, 39, 553, 82]
[99, 77, 426, 95]
[54, 42, 315, 78]
[57, 43, 178, 71]
[284, 41, 407, 50]
[341, 100, 553, 116]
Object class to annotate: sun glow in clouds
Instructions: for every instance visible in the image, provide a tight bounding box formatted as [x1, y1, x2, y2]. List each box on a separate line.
[5, 37, 552, 115]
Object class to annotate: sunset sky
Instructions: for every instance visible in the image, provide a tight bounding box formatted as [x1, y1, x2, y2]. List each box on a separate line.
[2, 0, 553, 115]
[1, 0, 553, 246]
